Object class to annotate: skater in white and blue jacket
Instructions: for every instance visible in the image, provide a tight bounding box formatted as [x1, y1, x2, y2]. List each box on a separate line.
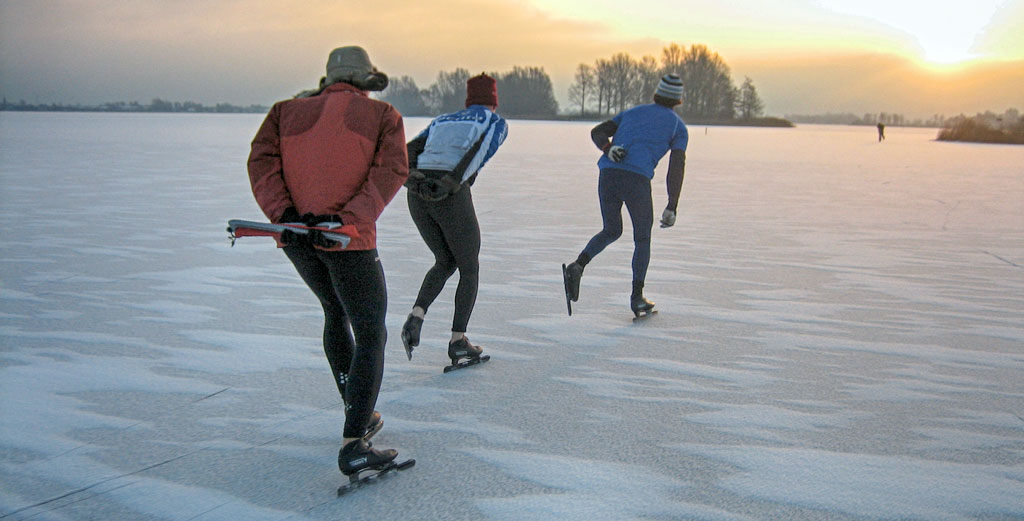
[401, 74, 508, 366]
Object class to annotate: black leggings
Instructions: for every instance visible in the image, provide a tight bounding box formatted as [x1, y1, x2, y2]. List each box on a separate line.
[284, 246, 387, 439]
[407, 185, 480, 333]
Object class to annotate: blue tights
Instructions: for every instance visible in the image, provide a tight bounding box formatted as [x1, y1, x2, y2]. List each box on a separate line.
[581, 168, 653, 283]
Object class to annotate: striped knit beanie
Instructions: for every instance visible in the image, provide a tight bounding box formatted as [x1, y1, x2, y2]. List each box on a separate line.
[655, 73, 684, 100]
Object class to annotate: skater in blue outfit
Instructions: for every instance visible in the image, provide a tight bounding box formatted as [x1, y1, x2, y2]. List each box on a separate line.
[401, 74, 508, 368]
[563, 73, 689, 318]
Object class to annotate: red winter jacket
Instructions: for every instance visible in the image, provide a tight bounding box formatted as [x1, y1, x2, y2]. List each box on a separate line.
[248, 82, 409, 250]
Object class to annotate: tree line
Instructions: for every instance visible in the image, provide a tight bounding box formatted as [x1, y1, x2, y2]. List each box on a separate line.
[567, 43, 765, 121]
[380, 42, 769, 122]
[5, 42, 768, 122]
[0, 97, 269, 114]
[379, 66, 559, 118]
[937, 109, 1024, 145]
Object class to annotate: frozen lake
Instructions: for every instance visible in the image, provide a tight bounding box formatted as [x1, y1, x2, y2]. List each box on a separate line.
[1, 111, 1023, 520]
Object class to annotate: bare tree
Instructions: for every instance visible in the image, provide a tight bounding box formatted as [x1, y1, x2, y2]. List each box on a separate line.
[567, 63, 596, 116]
[736, 76, 764, 119]
[606, 53, 637, 112]
[635, 55, 661, 105]
[678, 44, 735, 119]
[661, 43, 685, 77]
[497, 66, 559, 117]
[379, 75, 429, 116]
[573, 42, 754, 120]
[425, 68, 470, 114]
[594, 58, 612, 115]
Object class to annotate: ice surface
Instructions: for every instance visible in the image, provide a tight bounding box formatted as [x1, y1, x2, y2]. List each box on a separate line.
[1, 112, 1022, 520]
[674, 444, 1024, 520]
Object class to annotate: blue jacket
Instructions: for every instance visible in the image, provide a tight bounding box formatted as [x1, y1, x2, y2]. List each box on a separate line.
[409, 105, 508, 183]
[596, 103, 688, 180]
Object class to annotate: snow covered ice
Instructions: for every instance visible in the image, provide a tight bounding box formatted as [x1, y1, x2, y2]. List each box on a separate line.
[1, 111, 1023, 520]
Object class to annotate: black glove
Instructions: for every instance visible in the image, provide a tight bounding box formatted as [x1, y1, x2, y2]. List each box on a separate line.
[422, 175, 462, 202]
[307, 229, 339, 249]
[278, 206, 302, 224]
[279, 228, 307, 247]
[304, 214, 343, 227]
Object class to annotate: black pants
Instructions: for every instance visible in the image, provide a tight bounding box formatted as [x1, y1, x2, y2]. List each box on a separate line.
[284, 246, 387, 439]
[407, 184, 480, 333]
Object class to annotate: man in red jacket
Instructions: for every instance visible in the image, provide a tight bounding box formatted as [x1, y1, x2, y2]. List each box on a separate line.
[247, 46, 409, 478]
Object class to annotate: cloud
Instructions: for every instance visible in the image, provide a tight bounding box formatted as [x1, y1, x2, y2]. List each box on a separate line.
[975, 0, 1024, 57]
[733, 53, 1024, 117]
[1, 0, 1022, 115]
[0, 0, 654, 105]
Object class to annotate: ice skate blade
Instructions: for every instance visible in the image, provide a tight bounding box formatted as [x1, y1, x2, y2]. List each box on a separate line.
[401, 337, 414, 361]
[444, 355, 491, 373]
[337, 459, 415, 496]
[400, 330, 417, 361]
[400, 315, 422, 361]
[632, 310, 658, 321]
[562, 264, 573, 316]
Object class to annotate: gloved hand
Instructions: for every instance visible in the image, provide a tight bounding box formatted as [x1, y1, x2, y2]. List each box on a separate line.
[608, 145, 627, 163]
[278, 206, 302, 224]
[660, 209, 676, 228]
[307, 229, 339, 249]
[300, 213, 342, 248]
[406, 168, 426, 183]
[279, 228, 307, 247]
[303, 214, 343, 227]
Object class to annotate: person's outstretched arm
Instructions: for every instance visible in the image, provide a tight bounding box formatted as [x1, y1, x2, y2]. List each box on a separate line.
[661, 149, 686, 228]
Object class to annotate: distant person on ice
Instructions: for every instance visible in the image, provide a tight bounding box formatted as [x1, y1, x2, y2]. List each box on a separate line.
[562, 73, 689, 318]
[877, 122, 886, 141]
[247, 46, 409, 478]
[400, 74, 508, 369]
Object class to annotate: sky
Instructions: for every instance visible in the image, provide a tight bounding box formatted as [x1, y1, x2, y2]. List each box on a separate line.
[1, 0, 1023, 118]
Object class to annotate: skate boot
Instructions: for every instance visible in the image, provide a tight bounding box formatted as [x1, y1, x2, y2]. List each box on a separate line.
[338, 438, 398, 477]
[563, 262, 584, 301]
[443, 336, 490, 372]
[401, 314, 423, 360]
[448, 337, 483, 363]
[335, 439, 416, 495]
[363, 410, 382, 441]
[630, 295, 656, 317]
[630, 281, 656, 319]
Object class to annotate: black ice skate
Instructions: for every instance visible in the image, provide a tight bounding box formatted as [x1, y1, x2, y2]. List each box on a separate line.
[444, 337, 490, 373]
[630, 295, 657, 320]
[401, 314, 423, 360]
[336, 439, 414, 495]
[562, 262, 584, 316]
[630, 281, 657, 320]
[338, 438, 397, 476]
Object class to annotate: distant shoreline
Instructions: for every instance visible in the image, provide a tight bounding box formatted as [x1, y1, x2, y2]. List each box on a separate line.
[6, 108, 1021, 144]
[539, 114, 795, 127]
[0, 102, 269, 115]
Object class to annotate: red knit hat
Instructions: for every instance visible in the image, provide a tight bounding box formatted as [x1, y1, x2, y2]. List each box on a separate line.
[465, 74, 498, 108]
